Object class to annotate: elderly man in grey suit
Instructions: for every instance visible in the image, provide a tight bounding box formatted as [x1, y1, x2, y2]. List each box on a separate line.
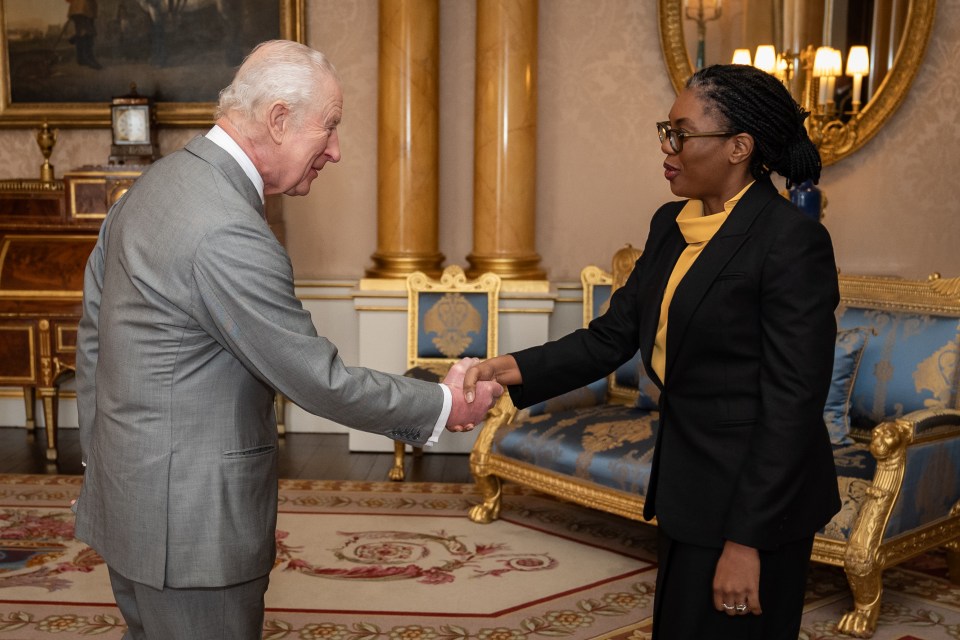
[74, 40, 502, 640]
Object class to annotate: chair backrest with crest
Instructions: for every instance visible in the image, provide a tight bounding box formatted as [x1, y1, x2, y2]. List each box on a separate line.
[583, 245, 656, 407]
[406, 265, 501, 381]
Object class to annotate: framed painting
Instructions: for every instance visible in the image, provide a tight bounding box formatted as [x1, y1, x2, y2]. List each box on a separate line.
[0, 0, 304, 128]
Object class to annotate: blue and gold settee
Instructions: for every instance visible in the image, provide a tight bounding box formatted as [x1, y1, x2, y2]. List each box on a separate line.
[468, 245, 960, 638]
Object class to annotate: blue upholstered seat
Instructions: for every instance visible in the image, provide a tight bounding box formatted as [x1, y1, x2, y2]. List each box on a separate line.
[492, 402, 658, 496]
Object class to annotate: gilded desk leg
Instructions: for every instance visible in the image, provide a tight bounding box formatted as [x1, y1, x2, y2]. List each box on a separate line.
[389, 440, 406, 481]
[274, 393, 286, 437]
[22, 386, 36, 430]
[39, 387, 59, 462]
[468, 474, 502, 524]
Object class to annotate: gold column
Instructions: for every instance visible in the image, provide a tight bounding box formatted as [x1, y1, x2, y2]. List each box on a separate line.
[367, 0, 443, 279]
[469, 0, 544, 281]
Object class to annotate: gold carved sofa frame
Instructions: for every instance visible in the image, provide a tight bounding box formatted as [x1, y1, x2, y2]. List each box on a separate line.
[469, 245, 960, 638]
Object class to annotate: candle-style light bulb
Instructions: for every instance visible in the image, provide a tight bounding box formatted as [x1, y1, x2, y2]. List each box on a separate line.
[846, 45, 870, 112]
[825, 48, 842, 111]
[731, 48, 752, 65]
[813, 47, 830, 105]
[754, 45, 777, 74]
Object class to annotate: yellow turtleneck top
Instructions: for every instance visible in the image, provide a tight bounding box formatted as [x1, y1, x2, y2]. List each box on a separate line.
[650, 182, 753, 382]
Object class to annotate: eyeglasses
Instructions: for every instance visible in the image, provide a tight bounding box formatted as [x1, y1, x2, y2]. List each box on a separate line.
[656, 121, 735, 153]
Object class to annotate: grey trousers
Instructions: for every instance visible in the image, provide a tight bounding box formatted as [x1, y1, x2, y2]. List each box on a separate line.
[108, 567, 270, 640]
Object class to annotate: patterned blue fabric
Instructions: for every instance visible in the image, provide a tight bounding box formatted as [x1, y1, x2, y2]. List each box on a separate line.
[416, 292, 489, 359]
[838, 308, 960, 428]
[820, 442, 877, 541]
[521, 378, 608, 419]
[493, 403, 658, 495]
[884, 438, 960, 538]
[824, 328, 870, 445]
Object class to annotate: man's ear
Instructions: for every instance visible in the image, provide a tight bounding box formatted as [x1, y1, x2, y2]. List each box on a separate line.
[266, 101, 289, 145]
[730, 132, 754, 167]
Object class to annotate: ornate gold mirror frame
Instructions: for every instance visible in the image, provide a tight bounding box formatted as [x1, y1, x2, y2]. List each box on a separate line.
[657, 0, 937, 166]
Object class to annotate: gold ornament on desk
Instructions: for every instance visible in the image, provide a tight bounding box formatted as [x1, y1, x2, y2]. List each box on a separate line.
[36, 122, 58, 183]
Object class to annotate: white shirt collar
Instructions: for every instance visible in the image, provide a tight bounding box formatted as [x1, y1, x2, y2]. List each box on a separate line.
[205, 125, 265, 204]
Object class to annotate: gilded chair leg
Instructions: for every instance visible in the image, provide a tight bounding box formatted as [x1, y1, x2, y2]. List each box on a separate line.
[946, 539, 960, 584]
[468, 474, 502, 523]
[837, 566, 882, 638]
[389, 440, 406, 481]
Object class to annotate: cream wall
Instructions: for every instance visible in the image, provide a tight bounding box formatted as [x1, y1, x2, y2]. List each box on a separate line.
[1, 0, 957, 281]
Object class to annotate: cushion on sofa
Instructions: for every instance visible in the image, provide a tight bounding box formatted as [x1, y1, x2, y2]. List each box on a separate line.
[824, 327, 871, 445]
[838, 308, 960, 429]
[519, 377, 609, 419]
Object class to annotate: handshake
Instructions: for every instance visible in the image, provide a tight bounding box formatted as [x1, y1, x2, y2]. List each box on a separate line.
[442, 357, 504, 432]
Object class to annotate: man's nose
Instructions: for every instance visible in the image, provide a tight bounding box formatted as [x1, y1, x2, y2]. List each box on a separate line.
[325, 129, 341, 163]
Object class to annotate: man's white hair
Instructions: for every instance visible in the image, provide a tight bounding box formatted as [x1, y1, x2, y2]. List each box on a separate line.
[216, 40, 339, 128]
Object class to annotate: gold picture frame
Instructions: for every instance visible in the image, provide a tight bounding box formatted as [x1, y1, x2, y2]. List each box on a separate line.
[0, 0, 304, 128]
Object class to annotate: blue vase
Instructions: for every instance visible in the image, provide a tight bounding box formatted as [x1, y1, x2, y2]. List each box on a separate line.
[789, 180, 823, 221]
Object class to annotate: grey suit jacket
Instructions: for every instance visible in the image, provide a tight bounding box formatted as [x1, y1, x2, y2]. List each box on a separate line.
[74, 136, 443, 590]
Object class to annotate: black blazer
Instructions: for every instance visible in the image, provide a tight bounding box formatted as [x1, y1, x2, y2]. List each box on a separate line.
[510, 178, 842, 550]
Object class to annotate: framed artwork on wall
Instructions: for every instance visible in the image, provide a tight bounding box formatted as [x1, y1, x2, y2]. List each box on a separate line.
[0, 0, 304, 128]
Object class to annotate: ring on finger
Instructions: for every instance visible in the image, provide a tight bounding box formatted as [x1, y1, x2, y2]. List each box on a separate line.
[735, 603, 747, 613]
[722, 603, 735, 611]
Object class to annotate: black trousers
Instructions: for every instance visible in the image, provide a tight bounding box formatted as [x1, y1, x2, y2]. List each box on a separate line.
[652, 530, 814, 640]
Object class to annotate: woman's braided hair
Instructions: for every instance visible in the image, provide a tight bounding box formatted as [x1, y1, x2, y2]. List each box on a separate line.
[686, 64, 821, 185]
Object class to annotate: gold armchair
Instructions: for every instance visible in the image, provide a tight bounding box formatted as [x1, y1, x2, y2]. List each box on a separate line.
[390, 265, 501, 481]
[468, 245, 647, 523]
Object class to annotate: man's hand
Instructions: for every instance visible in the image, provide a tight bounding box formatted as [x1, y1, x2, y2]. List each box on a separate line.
[462, 355, 523, 403]
[443, 358, 503, 431]
[713, 540, 762, 616]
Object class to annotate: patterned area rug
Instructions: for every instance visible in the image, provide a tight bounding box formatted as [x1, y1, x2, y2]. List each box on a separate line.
[0, 474, 958, 639]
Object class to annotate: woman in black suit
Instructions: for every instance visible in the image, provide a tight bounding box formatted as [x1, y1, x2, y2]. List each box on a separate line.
[464, 64, 841, 639]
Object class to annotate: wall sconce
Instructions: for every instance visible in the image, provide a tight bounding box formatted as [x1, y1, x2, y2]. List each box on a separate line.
[743, 42, 870, 165]
[739, 42, 870, 220]
[684, 0, 723, 70]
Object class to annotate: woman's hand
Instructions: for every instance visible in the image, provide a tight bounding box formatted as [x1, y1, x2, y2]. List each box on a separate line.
[713, 540, 762, 616]
[462, 355, 522, 403]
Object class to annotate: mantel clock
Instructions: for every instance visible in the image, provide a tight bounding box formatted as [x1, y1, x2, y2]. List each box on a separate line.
[109, 84, 160, 166]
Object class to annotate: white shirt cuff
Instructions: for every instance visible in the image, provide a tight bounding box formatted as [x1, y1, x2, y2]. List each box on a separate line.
[425, 383, 453, 447]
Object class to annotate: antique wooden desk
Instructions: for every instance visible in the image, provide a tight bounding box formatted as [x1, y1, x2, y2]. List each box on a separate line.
[1, 170, 287, 462]
[0, 169, 140, 462]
